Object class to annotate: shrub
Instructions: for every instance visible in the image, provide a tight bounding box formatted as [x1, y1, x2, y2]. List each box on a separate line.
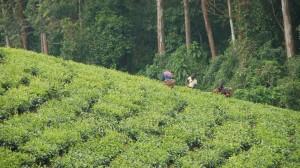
[20, 76, 30, 86]
[24, 67, 40, 76]
[1, 48, 299, 168]
[256, 41, 285, 62]
[53, 131, 128, 167]
[0, 147, 34, 167]
[201, 55, 225, 89]
[1, 81, 12, 91]
[285, 56, 300, 79]
[255, 60, 282, 87]
[213, 48, 239, 89]
[201, 40, 293, 110]
[21, 126, 81, 165]
[276, 79, 300, 110]
[0, 49, 5, 63]
[0, 87, 5, 96]
[234, 86, 281, 106]
[143, 43, 209, 85]
[223, 146, 283, 168]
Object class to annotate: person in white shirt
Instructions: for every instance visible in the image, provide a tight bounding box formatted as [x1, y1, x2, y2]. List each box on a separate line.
[187, 74, 197, 88]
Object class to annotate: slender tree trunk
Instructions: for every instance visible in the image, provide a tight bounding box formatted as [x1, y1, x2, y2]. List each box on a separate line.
[281, 0, 295, 58]
[43, 33, 48, 54]
[201, 0, 217, 59]
[1, 1, 10, 48]
[40, 32, 48, 54]
[5, 35, 10, 48]
[157, 0, 165, 55]
[183, 0, 191, 48]
[78, 0, 82, 30]
[40, 33, 44, 53]
[227, 0, 235, 44]
[17, 0, 28, 49]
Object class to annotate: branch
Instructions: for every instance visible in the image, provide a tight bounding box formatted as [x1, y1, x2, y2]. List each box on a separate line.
[269, 0, 284, 32]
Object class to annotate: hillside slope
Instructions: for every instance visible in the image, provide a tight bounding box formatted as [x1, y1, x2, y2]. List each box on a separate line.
[0, 48, 299, 168]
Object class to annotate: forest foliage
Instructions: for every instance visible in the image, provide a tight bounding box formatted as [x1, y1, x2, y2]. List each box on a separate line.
[0, 0, 300, 110]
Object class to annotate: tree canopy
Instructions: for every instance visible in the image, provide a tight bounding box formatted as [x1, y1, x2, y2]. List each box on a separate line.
[0, 0, 300, 110]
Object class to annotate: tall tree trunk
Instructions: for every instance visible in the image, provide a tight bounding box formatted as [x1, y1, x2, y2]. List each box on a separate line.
[201, 0, 217, 59]
[1, 1, 10, 47]
[183, 0, 191, 48]
[40, 32, 48, 54]
[227, 0, 235, 44]
[43, 33, 48, 54]
[78, 0, 82, 30]
[157, 0, 165, 55]
[17, 0, 28, 49]
[5, 35, 10, 48]
[281, 0, 295, 58]
[40, 33, 44, 53]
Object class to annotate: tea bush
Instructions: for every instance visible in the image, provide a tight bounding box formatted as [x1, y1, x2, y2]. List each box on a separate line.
[0, 48, 299, 167]
[0, 49, 5, 63]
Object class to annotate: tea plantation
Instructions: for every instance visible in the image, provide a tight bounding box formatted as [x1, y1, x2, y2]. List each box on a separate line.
[0, 48, 299, 168]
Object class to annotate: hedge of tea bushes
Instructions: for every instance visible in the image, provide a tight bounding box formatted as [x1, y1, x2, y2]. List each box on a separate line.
[0, 48, 299, 167]
[53, 130, 129, 167]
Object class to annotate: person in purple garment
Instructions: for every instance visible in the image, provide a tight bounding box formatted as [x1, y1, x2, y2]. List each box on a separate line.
[162, 70, 175, 88]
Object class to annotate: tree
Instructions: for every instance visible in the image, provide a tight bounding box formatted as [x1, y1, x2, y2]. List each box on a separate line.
[200, 0, 217, 59]
[40, 32, 48, 54]
[0, 0, 21, 48]
[16, 0, 28, 49]
[26, 0, 49, 54]
[0, 0, 10, 47]
[281, 0, 295, 58]
[183, 0, 191, 48]
[157, 0, 165, 55]
[38, 0, 48, 55]
[78, 0, 82, 30]
[227, 0, 235, 44]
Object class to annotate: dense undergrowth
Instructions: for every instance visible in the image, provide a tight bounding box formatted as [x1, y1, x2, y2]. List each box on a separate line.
[0, 48, 299, 167]
[144, 41, 300, 111]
